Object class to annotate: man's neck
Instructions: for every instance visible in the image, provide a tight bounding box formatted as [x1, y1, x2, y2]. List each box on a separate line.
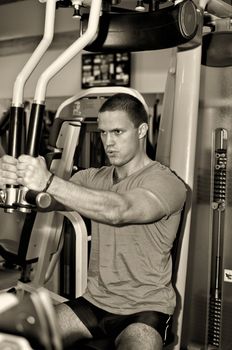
[113, 155, 152, 183]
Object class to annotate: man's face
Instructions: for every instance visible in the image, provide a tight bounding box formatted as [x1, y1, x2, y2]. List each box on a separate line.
[98, 110, 140, 167]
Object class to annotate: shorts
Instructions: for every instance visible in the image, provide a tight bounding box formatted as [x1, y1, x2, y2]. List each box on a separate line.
[65, 297, 172, 342]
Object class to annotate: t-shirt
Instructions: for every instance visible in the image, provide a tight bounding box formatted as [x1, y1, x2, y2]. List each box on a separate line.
[71, 161, 186, 315]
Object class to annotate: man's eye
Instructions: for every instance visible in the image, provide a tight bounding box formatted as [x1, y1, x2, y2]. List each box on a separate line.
[114, 130, 122, 135]
[100, 131, 106, 135]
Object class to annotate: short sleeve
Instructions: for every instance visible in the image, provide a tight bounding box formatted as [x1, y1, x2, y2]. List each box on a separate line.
[70, 168, 98, 187]
[140, 165, 187, 217]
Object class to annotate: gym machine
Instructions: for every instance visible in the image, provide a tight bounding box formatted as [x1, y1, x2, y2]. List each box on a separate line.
[0, 0, 200, 294]
[0, 0, 102, 296]
[156, 2, 232, 350]
[180, 15, 232, 350]
[4, 0, 57, 212]
[0, 0, 58, 285]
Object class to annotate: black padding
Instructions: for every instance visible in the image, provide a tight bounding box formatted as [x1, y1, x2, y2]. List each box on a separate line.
[82, 0, 198, 52]
[7, 106, 25, 157]
[26, 103, 45, 157]
[201, 31, 232, 67]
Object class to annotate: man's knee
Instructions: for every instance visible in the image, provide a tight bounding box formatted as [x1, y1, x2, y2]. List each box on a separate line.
[115, 322, 163, 350]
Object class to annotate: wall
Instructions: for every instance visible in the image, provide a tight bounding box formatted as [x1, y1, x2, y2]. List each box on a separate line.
[0, 0, 77, 40]
[0, 50, 82, 99]
[0, 49, 171, 100]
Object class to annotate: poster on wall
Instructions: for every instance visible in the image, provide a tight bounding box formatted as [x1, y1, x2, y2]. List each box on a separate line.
[81, 52, 131, 89]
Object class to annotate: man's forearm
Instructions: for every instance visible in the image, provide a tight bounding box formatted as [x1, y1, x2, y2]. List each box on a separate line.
[47, 175, 128, 225]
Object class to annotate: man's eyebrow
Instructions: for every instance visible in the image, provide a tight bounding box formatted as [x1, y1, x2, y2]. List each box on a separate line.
[97, 127, 124, 132]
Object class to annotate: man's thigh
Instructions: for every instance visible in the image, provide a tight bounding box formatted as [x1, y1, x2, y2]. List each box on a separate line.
[55, 297, 100, 347]
[61, 297, 108, 338]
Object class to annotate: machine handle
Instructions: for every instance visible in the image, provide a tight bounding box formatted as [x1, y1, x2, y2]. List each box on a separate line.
[25, 190, 57, 211]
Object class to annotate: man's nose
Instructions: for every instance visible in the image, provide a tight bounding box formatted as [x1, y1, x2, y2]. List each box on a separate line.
[105, 133, 114, 146]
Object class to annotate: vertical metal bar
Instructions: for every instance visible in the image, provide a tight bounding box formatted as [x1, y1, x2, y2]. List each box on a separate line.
[208, 128, 227, 348]
[170, 44, 202, 350]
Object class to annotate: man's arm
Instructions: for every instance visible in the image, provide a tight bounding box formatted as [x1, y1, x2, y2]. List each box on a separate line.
[47, 175, 166, 225]
[16, 155, 167, 225]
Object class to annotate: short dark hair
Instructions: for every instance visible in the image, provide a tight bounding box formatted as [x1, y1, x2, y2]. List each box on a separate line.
[99, 93, 148, 128]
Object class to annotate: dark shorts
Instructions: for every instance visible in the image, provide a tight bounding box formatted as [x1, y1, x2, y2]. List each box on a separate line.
[65, 297, 171, 342]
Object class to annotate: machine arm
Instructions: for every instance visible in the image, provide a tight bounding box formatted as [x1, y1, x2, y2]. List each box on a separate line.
[4, 0, 57, 212]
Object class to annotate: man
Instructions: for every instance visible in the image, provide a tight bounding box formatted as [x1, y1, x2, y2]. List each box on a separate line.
[0, 93, 186, 350]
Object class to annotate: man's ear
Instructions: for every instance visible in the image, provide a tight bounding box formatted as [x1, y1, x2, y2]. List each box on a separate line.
[138, 123, 148, 139]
